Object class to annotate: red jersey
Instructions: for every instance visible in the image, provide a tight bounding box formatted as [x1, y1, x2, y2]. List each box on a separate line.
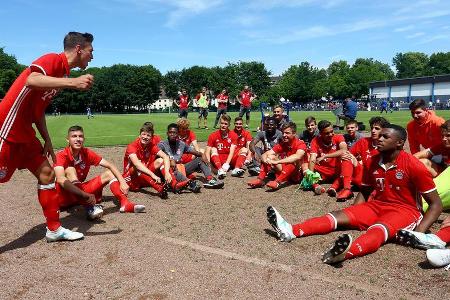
[239, 90, 252, 108]
[0, 53, 70, 143]
[272, 138, 307, 159]
[55, 147, 102, 183]
[362, 151, 436, 211]
[123, 136, 160, 172]
[234, 129, 252, 149]
[350, 137, 379, 166]
[429, 144, 450, 166]
[178, 130, 196, 146]
[178, 94, 189, 110]
[310, 134, 346, 169]
[207, 130, 238, 155]
[217, 93, 228, 109]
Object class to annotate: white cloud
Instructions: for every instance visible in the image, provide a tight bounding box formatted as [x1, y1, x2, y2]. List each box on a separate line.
[405, 32, 425, 39]
[232, 14, 263, 27]
[394, 25, 414, 32]
[246, 0, 347, 10]
[417, 34, 450, 44]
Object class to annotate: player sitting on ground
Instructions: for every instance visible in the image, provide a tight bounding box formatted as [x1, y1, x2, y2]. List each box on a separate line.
[248, 121, 306, 190]
[339, 116, 390, 201]
[158, 123, 224, 191]
[272, 105, 287, 131]
[248, 116, 282, 176]
[177, 118, 202, 164]
[205, 114, 238, 179]
[122, 122, 188, 199]
[413, 119, 450, 178]
[230, 117, 253, 177]
[267, 124, 443, 265]
[308, 120, 353, 201]
[398, 215, 450, 270]
[298, 116, 319, 175]
[407, 98, 445, 155]
[55, 126, 145, 218]
[343, 119, 363, 149]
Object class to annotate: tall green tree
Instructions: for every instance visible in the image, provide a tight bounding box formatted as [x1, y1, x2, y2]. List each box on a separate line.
[427, 52, 450, 76]
[350, 58, 395, 97]
[393, 52, 429, 79]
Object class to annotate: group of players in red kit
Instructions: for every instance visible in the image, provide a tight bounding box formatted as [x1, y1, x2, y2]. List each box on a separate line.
[0, 32, 449, 270]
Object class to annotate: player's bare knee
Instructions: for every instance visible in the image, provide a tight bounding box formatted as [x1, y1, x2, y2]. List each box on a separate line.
[330, 211, 351, 227]
[64, 167, 78, 182]
[101, 170, 115, 182]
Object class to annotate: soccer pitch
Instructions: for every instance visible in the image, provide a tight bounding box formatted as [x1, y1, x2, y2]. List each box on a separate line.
[46, 110, 450, 148]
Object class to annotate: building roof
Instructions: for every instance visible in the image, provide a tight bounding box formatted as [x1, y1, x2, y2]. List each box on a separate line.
[370, 74, 450, 88]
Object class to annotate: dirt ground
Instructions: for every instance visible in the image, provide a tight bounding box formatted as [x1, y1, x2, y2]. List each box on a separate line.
[0, 144, 449, 300]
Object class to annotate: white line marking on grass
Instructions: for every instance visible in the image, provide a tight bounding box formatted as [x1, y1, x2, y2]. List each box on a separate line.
[151, 234, 293, 273]
[86, 135, 136, 139]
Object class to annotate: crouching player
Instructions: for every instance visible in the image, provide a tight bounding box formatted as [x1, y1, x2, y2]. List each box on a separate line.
[158, 123, 224, 191]
[308, 120, 353, 200]
[267, 125, 442, 265]
[205, 114, 239, 179]
[55, 126, 145, 219]
[248, 121, 306, 190]
[230, 117, 253, 177]
[122, 122, 179, 199]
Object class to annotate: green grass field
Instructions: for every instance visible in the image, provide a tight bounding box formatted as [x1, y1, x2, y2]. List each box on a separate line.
[45, 110, 450, 148]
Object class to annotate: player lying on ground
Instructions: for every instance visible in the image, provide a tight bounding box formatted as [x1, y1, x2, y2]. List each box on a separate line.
[0, 32, 95, 242]
[158, 123, 224, 192]
[248, 121, 306, 191]
[307, 120, 353, 201]
[413, 119, 450, 178]
[248, 116, 282, 176]
[267, 124, 443, 265]
[55, 126, 145, 219]
[339, 117, 390, 202]
[398, 215, 450, 270]
[122, 122, 188, 199]
[205, 114, 238, 179]
[230, 117, 253, 177]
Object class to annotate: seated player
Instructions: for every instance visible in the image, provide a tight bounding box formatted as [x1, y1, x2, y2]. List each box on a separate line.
[340, 117, 389, 201]
[177, 118, 202, 164]
[407, 98, 445, 155]
[413, 119, 449, 178]
[267, 125, 443, 265]
[272, 105, 287, 131]
[230, 117, 253, 177]
[248, 116, 282, 176]
[343, 119, 363, 149]
[298, 116, 319, 174]
[248, 121, 306, 190]
[398, 216, 450, 270]
[205, 114, 238, 179]
[122, 122, 187, 198]
[308, 120, 352, 200]
[158, 123, 224, 191]
[54, 126, 145, 219]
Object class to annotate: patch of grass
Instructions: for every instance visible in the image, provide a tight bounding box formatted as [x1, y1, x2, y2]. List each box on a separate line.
[44, 110, 450, 148]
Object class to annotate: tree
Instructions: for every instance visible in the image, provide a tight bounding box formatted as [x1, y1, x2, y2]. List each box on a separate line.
[349, 58, 395, 97]
[393, 52, 429, 79]
[0, 48, 23, 98]
[427, 52, 450, 76]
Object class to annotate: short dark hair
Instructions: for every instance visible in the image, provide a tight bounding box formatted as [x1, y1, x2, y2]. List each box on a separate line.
[167, 123, 178, 131]
[345, 119, 358, 127]
[369, 116, 389, 128]
[68, 125, 83, 134]
[318, 120, 332, 132]
[220, 114, 231, 124]
[281, 121, 297, 133]
[409, 98, 426, 111]
[273, 104, 284, 111]
[441, 119, 450, 131]
[304, 116, 316, 126]
[234, 116, 243, 123]
[264, 116, 275, 123]
[63, 32, 94, 50]
[140, 122, 154, 134]
[386, 124, 407, 142]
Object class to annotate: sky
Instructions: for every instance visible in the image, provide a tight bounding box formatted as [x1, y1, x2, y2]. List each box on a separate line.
[1, 0, 450, 75]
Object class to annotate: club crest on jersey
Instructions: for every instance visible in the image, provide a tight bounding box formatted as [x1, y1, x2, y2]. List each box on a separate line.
[227, 138, 231, 143]
[0, 166, 7, 179]
[80, 162, 86, 170]
[395, 171, 403, 180]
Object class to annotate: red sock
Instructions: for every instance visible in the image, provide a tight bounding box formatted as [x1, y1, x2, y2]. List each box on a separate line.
[330, 177, 340, 190]
[110, 180, 130, 207]
[121, 202, 136, 212]
[292, 214, 336, 237]
[340, 160, 353, 189]
[38, 185, 61, 231]
[276, 164, 296, 183]
[345, 226, 385, 259]
[139, 174, 163, 192]
[211, 155, 222, 170]
[258, 163, 270, 180]
[436, 226, 450, 244]
[235, 154, 246, 169]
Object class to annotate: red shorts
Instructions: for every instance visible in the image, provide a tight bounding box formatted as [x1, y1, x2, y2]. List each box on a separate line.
[217, 153, 240, 168]
[0, 137, 47, 183]
[181, 153, 195, 164]
[342, 201, 422, 240]
[58, 176, 105, 208]
[314, 164, 338, 182]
